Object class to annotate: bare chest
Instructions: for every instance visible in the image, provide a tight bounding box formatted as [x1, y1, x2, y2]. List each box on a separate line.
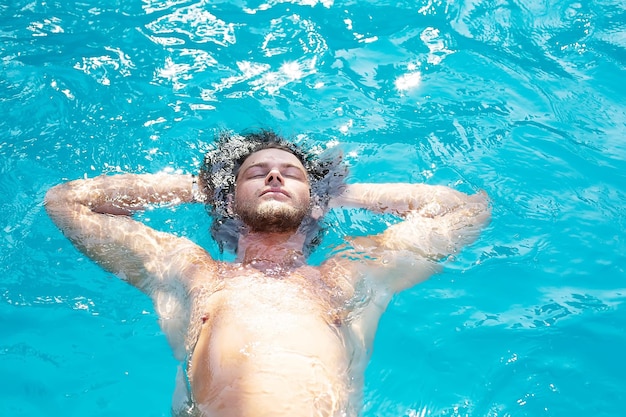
[189, 268, 347, 344]
[187, 270, 354, 415]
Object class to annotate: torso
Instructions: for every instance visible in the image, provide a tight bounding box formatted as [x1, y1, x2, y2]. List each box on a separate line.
[182, 261, 370, 417]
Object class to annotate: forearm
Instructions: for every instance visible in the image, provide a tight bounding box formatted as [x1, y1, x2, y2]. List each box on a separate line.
[46, 173, 199, 215]
[329, 183, 473, 217]
[331, 182, 490, 258]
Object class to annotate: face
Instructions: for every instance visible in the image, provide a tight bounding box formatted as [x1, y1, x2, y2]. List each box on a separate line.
[233, 148, 311, 233]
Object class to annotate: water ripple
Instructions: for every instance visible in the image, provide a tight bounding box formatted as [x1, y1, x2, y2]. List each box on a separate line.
[145, 3, 236, 46]
[73, 46, 135, 86]
[466, 287, 626, 329]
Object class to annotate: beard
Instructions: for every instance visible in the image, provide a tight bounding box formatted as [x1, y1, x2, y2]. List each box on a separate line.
[235, 200, 309, 233]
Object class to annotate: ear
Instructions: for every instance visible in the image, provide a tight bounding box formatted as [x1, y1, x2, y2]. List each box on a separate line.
[226, 193, 235, 216]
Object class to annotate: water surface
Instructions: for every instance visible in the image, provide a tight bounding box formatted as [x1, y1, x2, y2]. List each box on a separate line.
[1, 0, 625, 416]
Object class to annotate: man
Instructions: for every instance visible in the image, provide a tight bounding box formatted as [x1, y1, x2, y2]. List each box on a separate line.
[45, 130, 490, 417]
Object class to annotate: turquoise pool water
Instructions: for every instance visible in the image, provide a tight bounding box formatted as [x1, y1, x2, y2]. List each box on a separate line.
[2, 0, 625, 415]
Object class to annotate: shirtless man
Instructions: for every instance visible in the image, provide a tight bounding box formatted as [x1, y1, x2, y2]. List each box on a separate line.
[45, 130, 490, 417]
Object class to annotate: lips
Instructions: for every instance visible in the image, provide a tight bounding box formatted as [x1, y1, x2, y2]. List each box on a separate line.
[260, 188, 290, 198]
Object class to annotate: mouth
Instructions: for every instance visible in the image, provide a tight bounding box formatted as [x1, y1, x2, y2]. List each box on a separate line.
[260, 188, 290, 199]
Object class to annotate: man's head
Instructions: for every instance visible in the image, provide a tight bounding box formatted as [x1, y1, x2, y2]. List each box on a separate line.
[199, 130, 347, 254]
[234, 147, 311, 233]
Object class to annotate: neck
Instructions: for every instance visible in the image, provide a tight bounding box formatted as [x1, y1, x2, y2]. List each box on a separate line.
[236, 230, 306, 271]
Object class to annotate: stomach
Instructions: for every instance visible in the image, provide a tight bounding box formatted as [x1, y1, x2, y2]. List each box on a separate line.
[189, 276, 356, 417]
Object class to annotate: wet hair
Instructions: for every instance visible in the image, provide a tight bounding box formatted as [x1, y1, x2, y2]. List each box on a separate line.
[198, 129, 348, 255]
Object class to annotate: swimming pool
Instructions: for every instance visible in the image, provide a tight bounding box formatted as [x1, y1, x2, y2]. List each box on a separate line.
[2, 0, 625, 415]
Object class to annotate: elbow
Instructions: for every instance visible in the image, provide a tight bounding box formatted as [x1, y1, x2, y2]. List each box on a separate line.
[469, 190, 491, 228]
[478, 190, 492, 225]
[44, 182, 78, 221]
[44, 184, 65, 228]
[44, 184, 61, 210]
[450, 190, 491, 230]
[471, 192, 491, 229]
[44, 183, 68, 210]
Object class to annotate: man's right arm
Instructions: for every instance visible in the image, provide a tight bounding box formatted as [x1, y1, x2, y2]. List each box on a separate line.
[45, 173, 213, 292]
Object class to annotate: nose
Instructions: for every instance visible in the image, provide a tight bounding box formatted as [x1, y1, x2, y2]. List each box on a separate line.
[265, 169, 284, 185]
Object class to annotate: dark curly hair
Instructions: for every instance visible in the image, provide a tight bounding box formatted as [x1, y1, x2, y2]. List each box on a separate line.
[198, 130, 348, 255]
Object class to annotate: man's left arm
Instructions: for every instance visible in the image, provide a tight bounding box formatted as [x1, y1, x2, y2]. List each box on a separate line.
[328, 183, 491, 292]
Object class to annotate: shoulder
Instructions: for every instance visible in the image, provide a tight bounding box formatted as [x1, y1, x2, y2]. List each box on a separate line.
[183, 253, 225, 291]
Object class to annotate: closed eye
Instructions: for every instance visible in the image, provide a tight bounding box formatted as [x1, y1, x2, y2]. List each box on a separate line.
[283, 167, 306, 180]
[241, 163, 307, 181]
[245, 167, 267, 179]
